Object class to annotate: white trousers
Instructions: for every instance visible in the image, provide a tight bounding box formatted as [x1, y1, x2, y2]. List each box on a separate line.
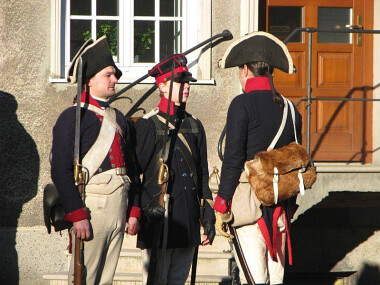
[68, 186, 128, 285]
[142, 247, 195, 285]
[234, 223, 286, 285]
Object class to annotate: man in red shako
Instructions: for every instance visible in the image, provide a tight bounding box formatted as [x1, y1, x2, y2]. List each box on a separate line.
[51, 36, 141, 284]
[214, 32, 302, 285]
[134, 54, 216, 284]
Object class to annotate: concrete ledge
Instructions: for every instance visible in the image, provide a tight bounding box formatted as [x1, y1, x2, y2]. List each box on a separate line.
[66, 248, 233, 260]
[315, 163, 380, 173]
[113, 249, 233, 259]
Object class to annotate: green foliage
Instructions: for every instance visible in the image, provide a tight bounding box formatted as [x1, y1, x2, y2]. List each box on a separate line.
[134, 27, 155, 56]
[83, 22, 118, 56]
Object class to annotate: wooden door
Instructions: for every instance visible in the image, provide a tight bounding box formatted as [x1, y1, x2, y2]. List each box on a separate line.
[265, 0, 373, 162]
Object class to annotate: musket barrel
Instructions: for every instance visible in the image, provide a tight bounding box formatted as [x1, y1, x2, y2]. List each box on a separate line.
[110, 29, 233, 103]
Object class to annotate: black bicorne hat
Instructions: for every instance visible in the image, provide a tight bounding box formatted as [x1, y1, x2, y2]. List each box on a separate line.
[68, 35, 122, 83]
[218, 32, 295, 74]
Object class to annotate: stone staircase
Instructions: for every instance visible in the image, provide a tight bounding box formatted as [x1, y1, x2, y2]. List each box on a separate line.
[43, 233, 234, 285]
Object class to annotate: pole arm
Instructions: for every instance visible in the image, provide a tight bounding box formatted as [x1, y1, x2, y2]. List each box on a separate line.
[109, 30, 233, 103]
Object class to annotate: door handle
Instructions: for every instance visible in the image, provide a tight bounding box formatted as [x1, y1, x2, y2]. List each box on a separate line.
[345, 24, 363, 29]
[346, 15, 363, 46]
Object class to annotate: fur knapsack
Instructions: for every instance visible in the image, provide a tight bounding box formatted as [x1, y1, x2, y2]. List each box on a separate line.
[244, 97, 317, 206]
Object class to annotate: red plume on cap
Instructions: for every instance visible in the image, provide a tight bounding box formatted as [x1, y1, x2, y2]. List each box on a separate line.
[149, 54, 197, 85]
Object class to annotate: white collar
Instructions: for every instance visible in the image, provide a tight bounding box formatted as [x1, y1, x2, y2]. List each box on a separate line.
[91, 95, 109, 103]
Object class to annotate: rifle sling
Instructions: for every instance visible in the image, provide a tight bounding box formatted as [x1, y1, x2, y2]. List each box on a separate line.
[155, 115, 199, 187]
[143, 115, 199, 189]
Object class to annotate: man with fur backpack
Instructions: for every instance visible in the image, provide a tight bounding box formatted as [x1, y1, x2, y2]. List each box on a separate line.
[214, 32, 303, 285]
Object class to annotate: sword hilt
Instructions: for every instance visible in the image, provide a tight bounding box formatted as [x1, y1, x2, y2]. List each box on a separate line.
[157, 158, 169, 185]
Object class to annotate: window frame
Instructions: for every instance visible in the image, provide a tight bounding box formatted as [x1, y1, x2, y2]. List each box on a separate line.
[50, 0, 213, 84]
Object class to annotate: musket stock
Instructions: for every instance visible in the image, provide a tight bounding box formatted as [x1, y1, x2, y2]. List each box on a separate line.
[73, 173, 85, 285]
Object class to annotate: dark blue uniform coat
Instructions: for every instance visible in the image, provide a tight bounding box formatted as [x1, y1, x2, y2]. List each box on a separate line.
[135, 108, 215, 249]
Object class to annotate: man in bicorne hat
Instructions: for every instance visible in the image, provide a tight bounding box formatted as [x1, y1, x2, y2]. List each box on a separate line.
[134, 54, 216, 284]
[214, 32, 302, 285]
[51, 36, 141, 284]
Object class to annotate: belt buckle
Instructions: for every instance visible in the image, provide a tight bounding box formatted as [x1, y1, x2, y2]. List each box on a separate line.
[116, 167, 126, 176]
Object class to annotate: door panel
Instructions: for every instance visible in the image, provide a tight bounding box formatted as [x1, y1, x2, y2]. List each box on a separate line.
[266, 0, 372, 162]
[317, 52, 352, 88]
[274, 51, 305, 89]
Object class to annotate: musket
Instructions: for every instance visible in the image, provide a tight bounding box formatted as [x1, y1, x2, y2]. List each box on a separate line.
[146, 61, 176, 285]
[159, 61, 176, 276]
[190, 198, 204, 285]
[109, 29, 233, 111]
[73, 58, 85, 285]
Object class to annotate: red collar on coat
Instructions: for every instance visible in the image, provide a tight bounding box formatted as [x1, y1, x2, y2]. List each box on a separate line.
[157, 96, 185, 115]
[74, 91, 103, 109]
[245, 77, 272, 93]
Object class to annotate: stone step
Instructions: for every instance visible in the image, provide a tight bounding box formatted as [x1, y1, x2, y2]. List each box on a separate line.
[66, 249, 233, 276]
[43, 272, 232, 285]
[122, 233, 231, 253]
[116, 249, 233, 275]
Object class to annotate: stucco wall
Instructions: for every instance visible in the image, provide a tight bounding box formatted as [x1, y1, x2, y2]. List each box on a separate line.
[372, 0, 380, 164]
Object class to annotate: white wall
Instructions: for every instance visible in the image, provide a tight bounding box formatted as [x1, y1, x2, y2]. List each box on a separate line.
[372, 0, 380, 164]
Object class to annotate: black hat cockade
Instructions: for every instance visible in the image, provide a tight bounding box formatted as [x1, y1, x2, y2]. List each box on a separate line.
[68, 35, 122, 83]
[149, 54, 197, 85]
[218, 31, 295, 74]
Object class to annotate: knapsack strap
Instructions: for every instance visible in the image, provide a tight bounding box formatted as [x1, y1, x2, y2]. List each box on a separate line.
[287, 98, 298, 144]
[75, 102, 124, 137]
[148, 114, 199, 189]
[267, 96, 289, 151]
[156, 114, 193, 155]
[82, 107, 117, 181]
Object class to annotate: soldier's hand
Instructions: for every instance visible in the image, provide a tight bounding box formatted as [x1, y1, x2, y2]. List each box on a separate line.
[72, 219, 91, 240]
[215, 211, 234, 241]
[127, 217, 140, 236]
[202, 220, 216, 246]
[142, 202, 165, 222]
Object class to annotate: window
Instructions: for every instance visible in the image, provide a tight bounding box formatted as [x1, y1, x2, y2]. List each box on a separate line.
[268, 6, 303, 43]
[50, 0, 212, 83]
[317, 7, 352, 43]
[69, 0, 120, 63]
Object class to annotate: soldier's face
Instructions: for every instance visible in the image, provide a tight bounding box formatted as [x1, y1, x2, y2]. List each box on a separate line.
[159, 81, 190, 105]
[88, 66, 118, 100]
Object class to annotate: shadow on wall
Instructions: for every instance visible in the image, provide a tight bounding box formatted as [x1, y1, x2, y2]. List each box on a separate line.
[357, 263, 380, 285]
[285, 191, 380, 284]
[0, 91, 39, 284]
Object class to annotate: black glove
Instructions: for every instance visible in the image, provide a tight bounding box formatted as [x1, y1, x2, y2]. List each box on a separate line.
[203, 220, 216, 245]
[142, 202, 165, 222]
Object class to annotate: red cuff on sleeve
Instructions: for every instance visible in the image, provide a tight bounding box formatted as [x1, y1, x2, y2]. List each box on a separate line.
[213, 196, 231, 214]
[63, 207, 89, 223]
[128, 206, 141, 219]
